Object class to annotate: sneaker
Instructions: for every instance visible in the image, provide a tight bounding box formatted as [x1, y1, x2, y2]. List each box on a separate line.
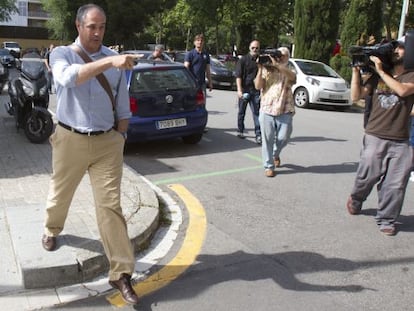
[255, 136, 262, 144]
[265, 169, 275, 177]
[237, 131, 245, 139]
[274, 157, 281, 167]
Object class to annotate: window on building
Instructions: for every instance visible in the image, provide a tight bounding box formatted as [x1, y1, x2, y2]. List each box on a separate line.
[18, 1, 27, 17]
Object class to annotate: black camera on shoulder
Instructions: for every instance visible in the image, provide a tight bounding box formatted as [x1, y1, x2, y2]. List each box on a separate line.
[258, 49, 282, 65]
[348, 42, 396, 73]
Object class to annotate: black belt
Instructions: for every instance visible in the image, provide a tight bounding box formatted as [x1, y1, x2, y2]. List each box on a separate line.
[58, 122, 112, 136]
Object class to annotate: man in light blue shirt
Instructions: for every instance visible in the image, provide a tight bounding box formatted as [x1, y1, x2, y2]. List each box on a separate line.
[42, 4, 140, 305]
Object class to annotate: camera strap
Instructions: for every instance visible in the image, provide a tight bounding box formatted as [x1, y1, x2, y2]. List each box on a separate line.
[69, 44, 116, 111]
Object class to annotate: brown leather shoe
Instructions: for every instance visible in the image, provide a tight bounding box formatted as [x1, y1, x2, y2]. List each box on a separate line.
[346, 196, 360, 215]
[42, 234, 57, 251]
[274, 157, 281, 167]
[265, 169, 275, 177]
[109, 274, 139, 305]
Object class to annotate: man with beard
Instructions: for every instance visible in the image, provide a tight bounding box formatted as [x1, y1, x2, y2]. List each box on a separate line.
[346, 37, 414, 236]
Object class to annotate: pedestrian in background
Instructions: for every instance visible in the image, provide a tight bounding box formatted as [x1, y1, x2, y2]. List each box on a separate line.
[254, 47, 296, 177]
[346, 36, 414, 236]
[235, 40, 261, 144]
[184, 34, 212, 94]
[184, 33, 212, 132]
[42, 3, 140, 305]
[148, 44, 167, 61]
[44, 43, 55, 93]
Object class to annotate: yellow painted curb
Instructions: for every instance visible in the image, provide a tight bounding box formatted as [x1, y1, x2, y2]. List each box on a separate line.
[107, 183, 207, 307]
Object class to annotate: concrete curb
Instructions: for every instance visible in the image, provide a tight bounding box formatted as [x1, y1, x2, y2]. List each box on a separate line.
[7, 165, 160, 289]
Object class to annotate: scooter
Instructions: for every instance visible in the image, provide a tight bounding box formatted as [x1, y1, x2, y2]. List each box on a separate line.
[5, 52, 53, 143]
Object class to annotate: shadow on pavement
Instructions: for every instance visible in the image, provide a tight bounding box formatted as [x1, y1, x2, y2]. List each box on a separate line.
[132, 250, 414, 310]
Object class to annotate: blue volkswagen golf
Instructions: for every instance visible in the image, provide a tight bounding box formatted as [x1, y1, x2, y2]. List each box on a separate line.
[125, 59, 207, 144]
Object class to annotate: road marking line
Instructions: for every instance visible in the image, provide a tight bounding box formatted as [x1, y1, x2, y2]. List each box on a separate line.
[244, 153, 262, 162]
[154, 152, 262, 185]
[106, 183, 207, 307]
[154, 165, 262, 185]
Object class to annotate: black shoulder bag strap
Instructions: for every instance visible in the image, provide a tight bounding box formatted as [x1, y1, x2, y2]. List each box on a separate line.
[70, 44, 116, 111]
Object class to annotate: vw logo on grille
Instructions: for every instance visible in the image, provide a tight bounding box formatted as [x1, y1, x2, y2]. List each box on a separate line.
[165, 95, 174, 104]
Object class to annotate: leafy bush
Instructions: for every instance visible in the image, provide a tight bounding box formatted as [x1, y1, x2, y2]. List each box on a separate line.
[329, 54, 352, 83]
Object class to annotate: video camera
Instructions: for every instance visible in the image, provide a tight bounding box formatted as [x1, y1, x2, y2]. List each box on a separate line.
[349, 41, 396, 73]
[258, 49, 282, 65]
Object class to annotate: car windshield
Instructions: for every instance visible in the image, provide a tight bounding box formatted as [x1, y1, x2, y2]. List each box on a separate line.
[5, 42, 19, 48]
[295, 60, 339, 78]
[130, 68, 196, 92]
[0, 49, 11, 55]
[174, 53, 186, 63]
[20, 55, 46, 79]
[210, 57, 226, 68]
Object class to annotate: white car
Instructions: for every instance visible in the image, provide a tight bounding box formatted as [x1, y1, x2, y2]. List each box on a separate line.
[288, 58, 352, 109]
[2, 41, 21, 58]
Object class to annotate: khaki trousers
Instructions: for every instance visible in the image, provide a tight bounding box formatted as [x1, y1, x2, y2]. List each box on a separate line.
[44, 125, 135, 281]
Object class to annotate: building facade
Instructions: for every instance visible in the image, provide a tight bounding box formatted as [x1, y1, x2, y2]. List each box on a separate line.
[0, 0, 50, 28]
[0, 0, 61, 52]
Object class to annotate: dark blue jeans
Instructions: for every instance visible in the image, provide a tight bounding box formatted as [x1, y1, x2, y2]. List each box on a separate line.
[237, 90, 261, 137]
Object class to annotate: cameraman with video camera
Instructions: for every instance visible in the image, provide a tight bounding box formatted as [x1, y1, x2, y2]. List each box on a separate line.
[254, 47, 296, 177]
[347, 36, 414, 236]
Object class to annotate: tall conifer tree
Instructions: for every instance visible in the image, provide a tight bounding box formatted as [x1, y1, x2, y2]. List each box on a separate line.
[340, 0, 383, 52]
[294, 0, 341, 63]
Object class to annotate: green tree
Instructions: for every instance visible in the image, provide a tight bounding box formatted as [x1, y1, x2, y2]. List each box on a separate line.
[294, 0, 341, 63]
[383, 0, 402, 40]
[340, 0, 383, 52]
[254, 0, 294, 49]
[330, 53, 352, 83]
[41, 0, 176, 47]
[158, 0, 195, 50]
[154, 0, 294, 55]
[0, 0, 18, 22]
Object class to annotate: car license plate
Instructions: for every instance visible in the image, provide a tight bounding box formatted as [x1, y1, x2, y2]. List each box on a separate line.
[219, 82, 231, 86]
[157, 118, 187, 129]
[329, 94, 343, 99]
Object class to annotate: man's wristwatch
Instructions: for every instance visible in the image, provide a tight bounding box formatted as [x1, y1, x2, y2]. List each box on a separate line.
[120, 132, 127, 140]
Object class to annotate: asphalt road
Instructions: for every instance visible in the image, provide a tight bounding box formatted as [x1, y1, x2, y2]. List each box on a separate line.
[4, 81, 414, 310]
[120, 90, 414, 311]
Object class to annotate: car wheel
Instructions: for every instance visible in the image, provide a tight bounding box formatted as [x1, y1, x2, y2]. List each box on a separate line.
[182, 133, 203, 144]
[294, 87, 310, 108]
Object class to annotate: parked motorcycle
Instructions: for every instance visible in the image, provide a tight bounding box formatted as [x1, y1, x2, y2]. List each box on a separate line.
[5, 52, 53, 143]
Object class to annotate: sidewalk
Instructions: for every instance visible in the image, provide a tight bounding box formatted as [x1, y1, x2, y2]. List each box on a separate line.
[0, 104, 173, 309]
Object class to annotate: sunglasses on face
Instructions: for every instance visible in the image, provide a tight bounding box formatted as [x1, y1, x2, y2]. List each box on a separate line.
[250, 47, 259, 50]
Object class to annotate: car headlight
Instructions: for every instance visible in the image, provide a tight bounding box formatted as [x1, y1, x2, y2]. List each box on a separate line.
[306, 76, 320, 86]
